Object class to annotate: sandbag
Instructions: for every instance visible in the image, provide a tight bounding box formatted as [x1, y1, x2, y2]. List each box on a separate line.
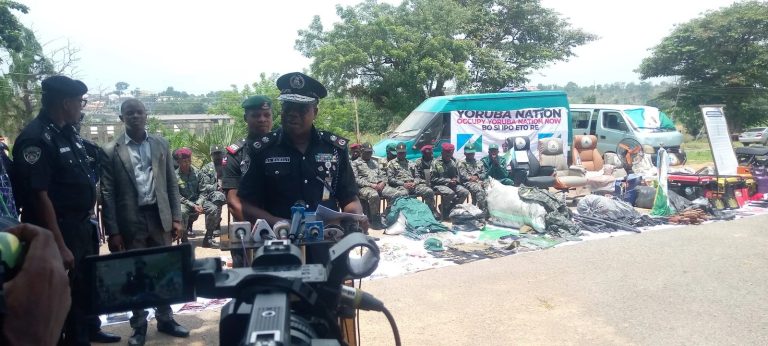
[635, 185, 656, 209]
[577, 194, 642, 220]
[486, 179, 547, 232]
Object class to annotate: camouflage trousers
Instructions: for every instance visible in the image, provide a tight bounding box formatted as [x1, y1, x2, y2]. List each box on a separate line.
[464, 181, 487, 210]
[359, 186, 406, 219]
[181, 201, 221, 241]
[434, 185, 470, 215]
[391, 184, 436, 210]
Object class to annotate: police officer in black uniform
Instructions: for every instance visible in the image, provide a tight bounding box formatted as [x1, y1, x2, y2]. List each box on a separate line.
[222, 95, 274, 267]
[238, 72, 368, 235]
[11, 76, 121, 345]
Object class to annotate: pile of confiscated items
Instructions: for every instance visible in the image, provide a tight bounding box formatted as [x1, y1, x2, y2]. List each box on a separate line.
[486, 179, 581, 237]
[574, 195, 663, 233]
[665, 209, 709, 225]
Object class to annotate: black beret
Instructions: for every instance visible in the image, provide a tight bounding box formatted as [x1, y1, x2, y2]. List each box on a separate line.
[41, 75, 88, 98]
[276, 72, 327, 104]
[242, 95, 272, 110]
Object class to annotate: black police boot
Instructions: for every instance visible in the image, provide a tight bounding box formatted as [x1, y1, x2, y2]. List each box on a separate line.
[90, 330, 121, 343]
[157, 318, 190, 338]
[128, 325, 147, 346]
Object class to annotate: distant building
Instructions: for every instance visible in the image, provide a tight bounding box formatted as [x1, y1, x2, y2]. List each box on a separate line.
[81, 113, 234, 143]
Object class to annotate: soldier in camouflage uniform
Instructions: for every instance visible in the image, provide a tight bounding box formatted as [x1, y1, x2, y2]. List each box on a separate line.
[480, 143, 514, 185]
[430, 142, 469, 219]
[385, 142, 397, 162]
[199, 145, 227, 242]
[386, 142, 438, 217]
[175, 148, 219, 247]
[349, 143, 361, 161]
[458, 143, 487, 211]
[353, 143, 404, 229]
[413, 145, 439, 217]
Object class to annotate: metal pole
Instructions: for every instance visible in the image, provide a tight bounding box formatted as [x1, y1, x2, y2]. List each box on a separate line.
[353, 97, 361, 144]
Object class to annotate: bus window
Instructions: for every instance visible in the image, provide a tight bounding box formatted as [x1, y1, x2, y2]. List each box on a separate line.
[571, 110, 591, 133]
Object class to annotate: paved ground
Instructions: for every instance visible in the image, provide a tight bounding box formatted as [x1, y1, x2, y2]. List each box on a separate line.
[101, 213, 768, 345]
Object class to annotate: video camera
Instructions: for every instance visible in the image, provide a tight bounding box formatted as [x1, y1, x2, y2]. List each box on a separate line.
[82, 226, 398, 345]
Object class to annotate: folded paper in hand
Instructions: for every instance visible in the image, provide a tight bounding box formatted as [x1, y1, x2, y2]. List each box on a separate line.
[315, 205, 367, 222]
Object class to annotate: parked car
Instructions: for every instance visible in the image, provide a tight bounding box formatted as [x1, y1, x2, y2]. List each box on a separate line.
[570, 104, 686, 164]
[738, 127, 768, 146]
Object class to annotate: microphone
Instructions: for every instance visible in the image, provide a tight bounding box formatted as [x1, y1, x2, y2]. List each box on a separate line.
[288, 201, 306, 241]
[339, 285, 384, 312]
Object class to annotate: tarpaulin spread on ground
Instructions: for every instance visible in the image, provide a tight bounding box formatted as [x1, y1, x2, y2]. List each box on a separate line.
[450, 107, 569, 158]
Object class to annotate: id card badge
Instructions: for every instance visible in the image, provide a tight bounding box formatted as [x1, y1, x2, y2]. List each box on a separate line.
[317, 176, 332, 201]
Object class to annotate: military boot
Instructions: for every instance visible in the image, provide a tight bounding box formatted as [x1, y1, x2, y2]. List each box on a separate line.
[128, 325, 147, 346]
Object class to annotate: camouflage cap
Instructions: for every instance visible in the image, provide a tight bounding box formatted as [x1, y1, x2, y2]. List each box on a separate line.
[386, 143, 397, 154]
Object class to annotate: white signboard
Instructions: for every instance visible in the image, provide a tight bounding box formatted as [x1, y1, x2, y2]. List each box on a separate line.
[700, 105, 738, 176]
[450, 107, 569, 158]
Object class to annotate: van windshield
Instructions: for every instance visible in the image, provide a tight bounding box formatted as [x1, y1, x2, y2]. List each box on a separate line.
[389, 111, 437, 139]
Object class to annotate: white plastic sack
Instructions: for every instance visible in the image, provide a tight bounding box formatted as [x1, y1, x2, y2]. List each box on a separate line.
[485, 179, 547, 232]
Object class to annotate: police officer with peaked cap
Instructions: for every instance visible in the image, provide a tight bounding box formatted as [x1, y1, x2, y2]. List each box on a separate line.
[222, 95, 274, 266]
[237, 72, 367, 236]
[11, 75, 121, 344]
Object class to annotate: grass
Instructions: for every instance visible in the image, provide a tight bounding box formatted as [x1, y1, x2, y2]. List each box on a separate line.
[683, 138, 744, 164]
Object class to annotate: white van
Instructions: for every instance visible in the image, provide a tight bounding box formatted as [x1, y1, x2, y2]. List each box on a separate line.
[570, 104, 686, 164]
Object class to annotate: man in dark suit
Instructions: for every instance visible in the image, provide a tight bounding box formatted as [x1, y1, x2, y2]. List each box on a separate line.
[100, 99, 190, 346]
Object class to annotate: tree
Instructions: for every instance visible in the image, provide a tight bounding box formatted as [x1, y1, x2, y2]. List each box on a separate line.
[296, 0, 595, 118]
[115, 81, 129, 96]
[638, 1, 768, 133]
[1, 27, 55, 136]
[0, 0, 28, 61]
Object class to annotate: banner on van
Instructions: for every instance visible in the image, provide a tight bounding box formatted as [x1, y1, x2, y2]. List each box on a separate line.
[450, 107, 570, 157]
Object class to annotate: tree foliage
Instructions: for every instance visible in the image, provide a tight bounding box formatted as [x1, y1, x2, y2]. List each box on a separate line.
[114, 81, 129, 95]
[147, 118, 245, 165]
[0, 0, 28, 60]
[296, 0, 596, 118]
[538, 81, 674, 105]
[638, 1, 768, 133]
[0, 21, 56, 137]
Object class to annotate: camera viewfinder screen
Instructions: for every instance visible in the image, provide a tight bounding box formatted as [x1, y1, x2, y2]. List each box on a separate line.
[87, 245, 193, 315]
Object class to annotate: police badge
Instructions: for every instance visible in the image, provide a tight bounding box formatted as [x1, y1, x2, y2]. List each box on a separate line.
[240, 157, 251, 176]
[289, 74, 305, 89]
[23, 146, 42, 164]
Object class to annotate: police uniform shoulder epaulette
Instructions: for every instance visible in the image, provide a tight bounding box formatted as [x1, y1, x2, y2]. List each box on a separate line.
[251, 131, 279, 153]
[318, 131, 348, 150]
[226, 138, 247, 154]
[41, 123, 57, 148]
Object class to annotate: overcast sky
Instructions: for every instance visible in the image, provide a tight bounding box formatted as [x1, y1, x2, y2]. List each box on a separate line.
[17, 0, 738, 95]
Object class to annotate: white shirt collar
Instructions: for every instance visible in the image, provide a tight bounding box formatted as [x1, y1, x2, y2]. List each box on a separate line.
[124, 131, 149, 145]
